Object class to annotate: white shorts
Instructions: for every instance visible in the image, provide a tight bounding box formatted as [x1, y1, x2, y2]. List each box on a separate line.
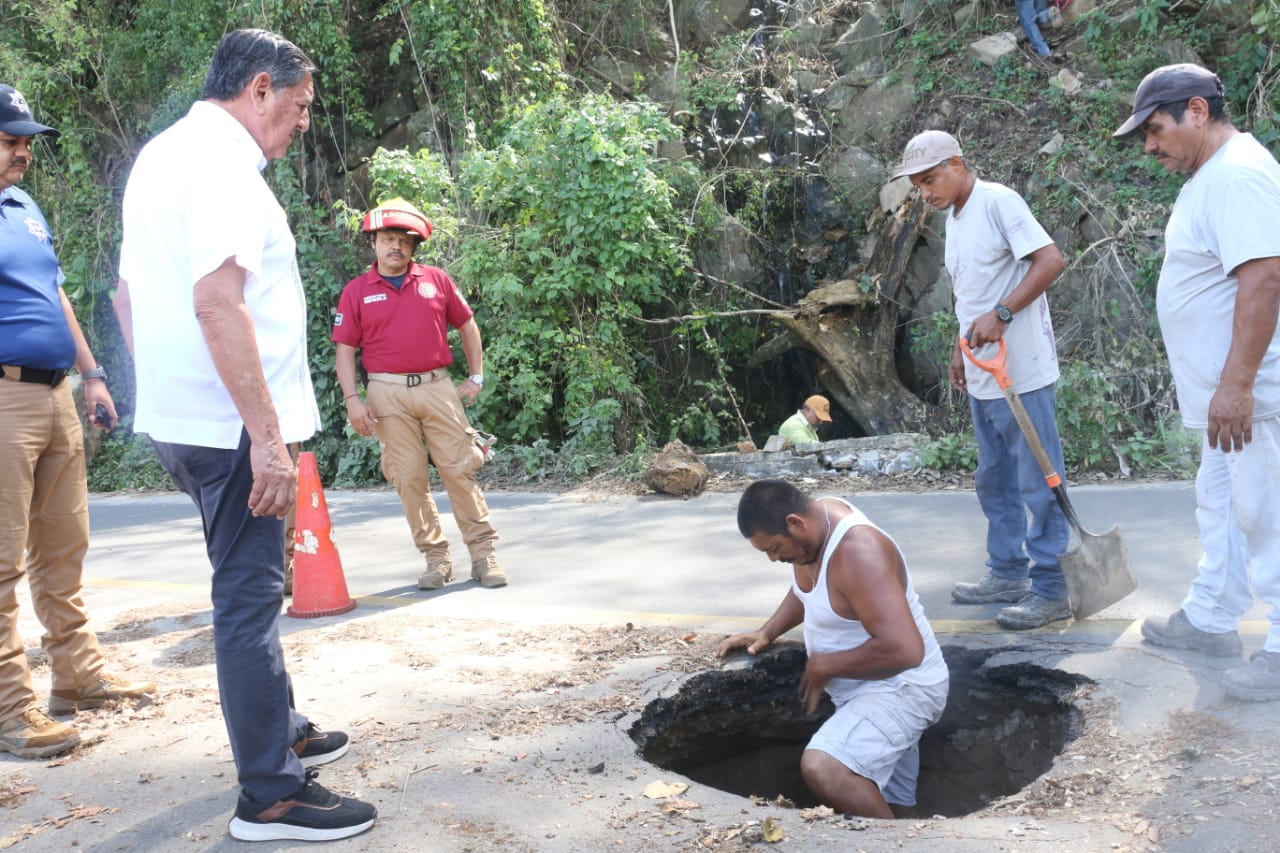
[806, 678, 949, 806]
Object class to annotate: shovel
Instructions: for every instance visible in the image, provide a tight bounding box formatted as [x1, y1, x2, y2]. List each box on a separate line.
[959, 336, 1137, 619]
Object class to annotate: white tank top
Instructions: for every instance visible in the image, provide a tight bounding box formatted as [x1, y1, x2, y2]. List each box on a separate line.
[791, 500, 948, 704]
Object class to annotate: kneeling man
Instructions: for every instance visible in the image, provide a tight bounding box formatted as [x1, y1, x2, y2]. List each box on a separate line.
[718, 480, 949, 817]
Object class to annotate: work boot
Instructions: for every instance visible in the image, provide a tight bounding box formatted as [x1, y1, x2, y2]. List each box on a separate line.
[471, 554, 508, 588]
[49, 673, 157, 714]
[0, 708, 80, 758]
[1222, 651, 1280, 701]
[1140, 609, 1243, 658]
[951, 572, 1031, 604]
[996, 593, 1072, 630]
[417, 557, 454, 590]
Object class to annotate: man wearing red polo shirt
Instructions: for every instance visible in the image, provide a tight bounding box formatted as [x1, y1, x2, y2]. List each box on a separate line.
[333, 199, 505, 590]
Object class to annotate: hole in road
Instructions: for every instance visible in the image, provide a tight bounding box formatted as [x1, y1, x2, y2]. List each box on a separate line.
[628, 644, 1092, 817]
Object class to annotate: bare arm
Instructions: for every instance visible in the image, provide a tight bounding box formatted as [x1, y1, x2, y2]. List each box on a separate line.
[800, 526, 925, 714]
[112, 278, 134, 358]
[455, 317, 484, 406]
[60, 289, 115, 430]
[967, 242, 1065, 347]
[1208, 256, 1280, 453]
[193, 256, 294, 518]
[336, 342, 376, 437]
[716, 588, 805, 658]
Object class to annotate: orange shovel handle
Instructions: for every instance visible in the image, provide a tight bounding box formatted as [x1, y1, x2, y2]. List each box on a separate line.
[957, 335, 1068, 496]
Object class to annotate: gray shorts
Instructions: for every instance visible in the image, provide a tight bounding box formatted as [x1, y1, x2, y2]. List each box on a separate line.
[806, 678, 949, 807]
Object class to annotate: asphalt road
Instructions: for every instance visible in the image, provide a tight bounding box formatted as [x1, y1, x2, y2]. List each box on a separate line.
[75, 479, 1269, 639]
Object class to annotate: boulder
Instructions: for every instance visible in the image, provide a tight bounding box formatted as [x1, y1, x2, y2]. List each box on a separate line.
[645, 440, 710, 497]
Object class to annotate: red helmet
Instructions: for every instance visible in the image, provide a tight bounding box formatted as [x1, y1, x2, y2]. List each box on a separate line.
[361, 198, 433, 241]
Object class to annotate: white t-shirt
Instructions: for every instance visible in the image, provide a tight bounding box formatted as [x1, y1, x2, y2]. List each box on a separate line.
[945, 179, 1060, 399]
[1157, 133, 1280, 428]
[120, 101, 320, 449]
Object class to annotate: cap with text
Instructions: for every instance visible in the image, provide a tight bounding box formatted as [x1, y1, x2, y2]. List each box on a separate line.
[0, 85, 59, 138]
[804, 395, 832, 423]
[1112, 63, 1224, 140]
[893, 130, 962, 179]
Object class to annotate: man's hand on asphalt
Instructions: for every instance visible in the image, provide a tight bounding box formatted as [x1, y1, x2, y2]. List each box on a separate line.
[346, 396, 377, 437]
[717, 630, 770, 658]
[1206, 384, 1254, 453]
[248, 440, 296, 519]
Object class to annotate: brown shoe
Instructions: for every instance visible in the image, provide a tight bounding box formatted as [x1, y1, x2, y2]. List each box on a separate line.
[49, 673, 157, 714]
[0, 707, 80, 758]
[417, 559, 454, 590]
[471, 555, 508, 588]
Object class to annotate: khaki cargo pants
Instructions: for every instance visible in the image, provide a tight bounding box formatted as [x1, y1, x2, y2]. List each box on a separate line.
[366, 371, 498, 564]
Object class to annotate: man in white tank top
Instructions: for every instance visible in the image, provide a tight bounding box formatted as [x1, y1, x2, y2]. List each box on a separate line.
[718, 480, 949, 817]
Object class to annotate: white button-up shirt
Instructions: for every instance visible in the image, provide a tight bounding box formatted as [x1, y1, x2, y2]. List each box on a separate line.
[120, 101, 320, 448]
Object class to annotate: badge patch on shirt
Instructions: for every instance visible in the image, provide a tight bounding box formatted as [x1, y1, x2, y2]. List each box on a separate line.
[363, 293, 387, 304]
[24, 216, 48, 244]
[417, 281, 437, 299]
[333, 312, 344, 326]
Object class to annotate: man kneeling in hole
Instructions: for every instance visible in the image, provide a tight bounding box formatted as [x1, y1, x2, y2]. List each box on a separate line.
[718, 480, 950, 817]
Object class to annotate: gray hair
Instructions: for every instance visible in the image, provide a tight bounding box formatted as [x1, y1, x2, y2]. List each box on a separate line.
[202, 29, 315, 101]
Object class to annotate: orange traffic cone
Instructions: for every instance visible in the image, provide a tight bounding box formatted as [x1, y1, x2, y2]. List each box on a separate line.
[287, 452, 357, 618]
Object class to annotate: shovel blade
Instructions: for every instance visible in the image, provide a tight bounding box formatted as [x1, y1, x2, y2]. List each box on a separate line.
[1062, 524, 1137, 620]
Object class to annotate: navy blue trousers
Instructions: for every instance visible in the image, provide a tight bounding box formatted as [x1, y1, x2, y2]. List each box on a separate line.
[153, 431, 308, 803]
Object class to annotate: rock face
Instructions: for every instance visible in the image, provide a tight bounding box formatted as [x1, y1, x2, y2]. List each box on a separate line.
[703, 434, 926, 480]
[645, 440, 711, 497]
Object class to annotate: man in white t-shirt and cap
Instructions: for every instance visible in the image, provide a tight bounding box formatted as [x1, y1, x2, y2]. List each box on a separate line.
[892, 129, 1071, 630]
[1114, 63, 1280, 701]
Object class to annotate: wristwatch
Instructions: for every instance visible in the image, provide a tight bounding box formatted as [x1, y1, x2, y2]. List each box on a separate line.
[82, 366, 109, 382]
[469, 374, 485, 387]
[994, 303, 1014, 324]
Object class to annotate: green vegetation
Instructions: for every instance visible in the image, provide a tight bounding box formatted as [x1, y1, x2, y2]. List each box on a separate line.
[3, 0, 1276, 489]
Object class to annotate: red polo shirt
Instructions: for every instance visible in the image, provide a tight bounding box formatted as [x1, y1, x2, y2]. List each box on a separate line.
[331, 262, 474, 373]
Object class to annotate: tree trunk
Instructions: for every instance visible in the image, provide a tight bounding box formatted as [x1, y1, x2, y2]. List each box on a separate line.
[752, 198, 932, 435]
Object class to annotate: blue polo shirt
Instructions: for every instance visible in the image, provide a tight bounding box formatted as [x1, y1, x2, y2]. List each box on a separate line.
[0, 185, 75, 369]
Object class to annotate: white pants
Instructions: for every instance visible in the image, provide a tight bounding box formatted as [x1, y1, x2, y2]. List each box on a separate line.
[1183, 417, 1280, 652]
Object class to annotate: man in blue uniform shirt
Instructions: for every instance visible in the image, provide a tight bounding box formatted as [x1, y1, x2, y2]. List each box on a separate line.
[0, 83, 154, 759]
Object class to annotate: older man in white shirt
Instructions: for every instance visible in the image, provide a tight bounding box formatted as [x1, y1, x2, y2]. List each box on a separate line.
[114, 29, 375, 843]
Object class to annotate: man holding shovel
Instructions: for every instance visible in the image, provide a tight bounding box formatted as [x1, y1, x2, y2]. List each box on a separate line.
[1114, 64, 1280, 701]
[894, 130, 1071, 630]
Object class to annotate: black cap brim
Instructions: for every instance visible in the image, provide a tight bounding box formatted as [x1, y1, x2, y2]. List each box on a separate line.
[0, 120, 59, 138]
[1112, 104, 1157, 141]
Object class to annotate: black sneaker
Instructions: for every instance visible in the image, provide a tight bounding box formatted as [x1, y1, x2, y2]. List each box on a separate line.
[293, 723, 350, 768]
[228, 769, 376, 842]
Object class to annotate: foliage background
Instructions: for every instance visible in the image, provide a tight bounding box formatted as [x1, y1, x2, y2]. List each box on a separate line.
[3, 0, 1278, 487]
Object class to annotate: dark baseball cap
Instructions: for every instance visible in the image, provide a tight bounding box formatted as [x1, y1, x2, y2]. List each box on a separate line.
[0, 84, 60, 138]
[1113, 63, 1224, 140]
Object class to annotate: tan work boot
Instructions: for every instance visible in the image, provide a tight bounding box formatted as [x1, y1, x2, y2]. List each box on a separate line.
[417, 558, 454, 590]
[471, 554, 508, 588]
[0, 707, 80, 758]
[49, 673, 157, 714]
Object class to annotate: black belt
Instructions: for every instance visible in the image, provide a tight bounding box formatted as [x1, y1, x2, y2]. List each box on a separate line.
[0, 364, 69, 387]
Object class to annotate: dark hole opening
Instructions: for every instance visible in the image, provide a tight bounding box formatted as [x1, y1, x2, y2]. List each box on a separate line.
[628, 643, 1092, 817]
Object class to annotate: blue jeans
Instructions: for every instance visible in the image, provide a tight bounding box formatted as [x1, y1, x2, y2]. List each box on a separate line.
[969, 384, 1069, 600]
[153, 432, 309, 803]
[1017, 0, 1051, 56]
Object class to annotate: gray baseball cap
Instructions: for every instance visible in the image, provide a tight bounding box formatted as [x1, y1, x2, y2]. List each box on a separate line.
[1112, 63, 1224, 140]
[893, 130, 962, 178]
[0, 84, 59, 137]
